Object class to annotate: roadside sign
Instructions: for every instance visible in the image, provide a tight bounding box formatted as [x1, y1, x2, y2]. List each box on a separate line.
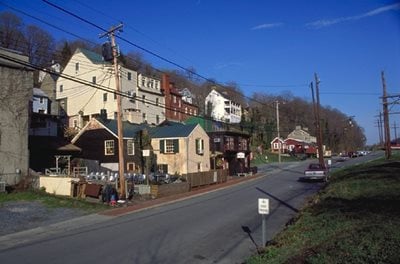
[258, 198, 269, 214]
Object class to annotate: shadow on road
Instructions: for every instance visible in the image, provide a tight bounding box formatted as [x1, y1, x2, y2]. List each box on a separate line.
[256, 187, 299, 213]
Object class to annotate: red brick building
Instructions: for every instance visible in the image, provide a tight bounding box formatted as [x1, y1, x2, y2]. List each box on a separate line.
[162, 74, 198, 122]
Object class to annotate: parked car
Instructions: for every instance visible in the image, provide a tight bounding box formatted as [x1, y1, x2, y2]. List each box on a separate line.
[299, 163, 329, 182]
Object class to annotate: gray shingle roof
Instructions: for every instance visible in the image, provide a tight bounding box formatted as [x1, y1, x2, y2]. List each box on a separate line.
[149, 121, 197, 138]
[97, 119, 148, 138]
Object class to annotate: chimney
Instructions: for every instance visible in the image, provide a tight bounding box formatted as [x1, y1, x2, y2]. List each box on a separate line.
[162, 73, 170, 95]
[100, 109, 107, 121]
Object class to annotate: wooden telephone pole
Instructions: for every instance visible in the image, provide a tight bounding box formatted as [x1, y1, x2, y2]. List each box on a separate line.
[381, 71, 391, 159]
[100, 24, 126, 198]
[311, 73, 325, 169]
[275, 101, 281, 163]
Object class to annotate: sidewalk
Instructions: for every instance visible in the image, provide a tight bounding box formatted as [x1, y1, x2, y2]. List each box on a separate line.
[101, 173, 262, 217]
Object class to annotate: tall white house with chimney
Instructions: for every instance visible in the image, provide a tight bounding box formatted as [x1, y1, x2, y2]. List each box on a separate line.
[56, 48, 164, 128]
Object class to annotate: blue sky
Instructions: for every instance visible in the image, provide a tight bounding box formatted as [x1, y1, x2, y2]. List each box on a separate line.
[2, 0, 400, 145]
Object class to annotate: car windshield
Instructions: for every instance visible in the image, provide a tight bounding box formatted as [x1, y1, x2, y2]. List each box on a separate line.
[309, 164, 321, 169]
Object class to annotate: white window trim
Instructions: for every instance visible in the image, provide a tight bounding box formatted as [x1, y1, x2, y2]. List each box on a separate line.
[105, 140, 115, 155]
[127, 139, 135, 155]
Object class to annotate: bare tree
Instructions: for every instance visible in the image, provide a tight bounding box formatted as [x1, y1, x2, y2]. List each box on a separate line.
[24, 25, 55, 67]
[0, 12, 24, 51]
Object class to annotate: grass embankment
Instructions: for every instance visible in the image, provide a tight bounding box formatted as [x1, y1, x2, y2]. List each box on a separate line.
[247, 153, 400, 264]
[251, 151, 299, 165]
[0, 190, 108, 213]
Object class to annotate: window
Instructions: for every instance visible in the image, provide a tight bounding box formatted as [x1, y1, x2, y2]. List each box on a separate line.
[141, 77, 146, 87]
[239, 138, 248, 151]
[155, 98, 159, 106]
[142, 95, 146, 105]
[127, 72, 131, 80]
[114, 92, 117, 100]
[196, 138, 204, 155]
[39, 97, 44, 104]
[165, 140, 175, 153]
[127, 162, 135, 171]
[142, 113, 146, 122]
[173, 95, 176, 103]
[73, 119, 78, 128]
[103, 93, 108, 102]
[59, 85, 63, 92]
[156, 115, 160, 124]
[105, 140, 114, 155]
[127, 139, 134, 155]
[92, 76, 96, 84]
[75, 62, 79, 72]
[160, 139, 179, 154]
[224, 136, 234, 150]
[114, 112, 118, 119]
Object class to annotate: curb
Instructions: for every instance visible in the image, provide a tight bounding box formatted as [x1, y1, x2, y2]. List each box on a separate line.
[100, 173, 264, 217]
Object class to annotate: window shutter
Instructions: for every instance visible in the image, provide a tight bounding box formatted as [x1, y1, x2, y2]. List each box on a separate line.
[160, 140, 165, 153]
[173, 139, 179, 153]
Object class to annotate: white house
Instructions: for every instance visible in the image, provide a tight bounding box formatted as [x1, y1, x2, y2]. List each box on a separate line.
[287, 126, 317, 144]
[56, 48, 138, 129]
[204, 89, 242, 123]
[32, 88, 50, 114]
[179, 87, 194, 104]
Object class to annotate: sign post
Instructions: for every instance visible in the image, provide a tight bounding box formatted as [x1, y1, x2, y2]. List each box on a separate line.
[258, 198, 269, 247]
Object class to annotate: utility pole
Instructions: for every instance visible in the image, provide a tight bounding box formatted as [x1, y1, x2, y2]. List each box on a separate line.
[379, 112, 383, 145]
[275, 101, 281, 163]
[392, 121, 398, 144]
[312, 73, 325, 169]
[381, 71, 391, 159]
[100, 24, 126, 198]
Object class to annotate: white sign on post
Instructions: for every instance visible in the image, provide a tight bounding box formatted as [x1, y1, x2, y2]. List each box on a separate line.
[258, 198, 269, 214]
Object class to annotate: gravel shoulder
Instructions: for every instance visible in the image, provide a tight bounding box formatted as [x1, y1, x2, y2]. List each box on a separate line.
[0, 201, 89, 236]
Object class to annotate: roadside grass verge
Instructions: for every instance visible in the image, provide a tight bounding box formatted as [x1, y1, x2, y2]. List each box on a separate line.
[251, 151, 299, 166]
[0, 190, 108, 213]
[247, 153, 400, 263]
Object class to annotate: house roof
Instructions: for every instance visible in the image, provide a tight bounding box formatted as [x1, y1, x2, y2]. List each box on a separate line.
[29, 136, 81, 153]
[98, 118, 149, 138]
[33, 88, 48, 98]
[77, 48, 107, 65]
[149, 120, 197, 138]
[185, 116, 249, 135]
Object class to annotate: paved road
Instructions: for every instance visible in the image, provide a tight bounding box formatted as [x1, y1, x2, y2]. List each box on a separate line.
[0, 153, 382, 264]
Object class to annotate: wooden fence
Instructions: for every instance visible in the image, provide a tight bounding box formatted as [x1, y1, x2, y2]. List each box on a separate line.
[184, 169, 228, 189]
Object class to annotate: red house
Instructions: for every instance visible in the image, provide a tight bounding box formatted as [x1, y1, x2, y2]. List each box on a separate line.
[270, 137, 285, 153]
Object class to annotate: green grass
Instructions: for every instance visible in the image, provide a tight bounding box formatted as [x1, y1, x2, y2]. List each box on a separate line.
[0, 190, 108, 213]
[247, 152, 400, 264]
[251, 151, 299, 166]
